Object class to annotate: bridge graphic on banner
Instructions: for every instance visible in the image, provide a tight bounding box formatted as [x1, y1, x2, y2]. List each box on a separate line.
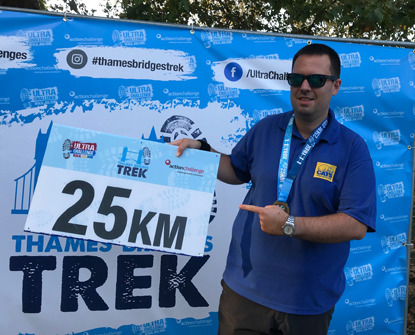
[11, 123, 52, 214]
[12, 162, 36, 214]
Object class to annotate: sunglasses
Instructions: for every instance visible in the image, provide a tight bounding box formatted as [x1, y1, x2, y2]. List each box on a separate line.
[287, 73, 338, 88]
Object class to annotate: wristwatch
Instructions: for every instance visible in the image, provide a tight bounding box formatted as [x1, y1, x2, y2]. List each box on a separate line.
[282, 215, 295, 237]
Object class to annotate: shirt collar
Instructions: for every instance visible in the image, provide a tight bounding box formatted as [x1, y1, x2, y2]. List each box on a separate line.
[279, 109, 340, 144]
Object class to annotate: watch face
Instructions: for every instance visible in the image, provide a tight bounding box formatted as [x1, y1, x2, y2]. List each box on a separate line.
[283, 225, 294, 235]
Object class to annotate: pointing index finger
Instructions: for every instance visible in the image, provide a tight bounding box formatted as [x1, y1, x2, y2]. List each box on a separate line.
[239, 204, 263, 213]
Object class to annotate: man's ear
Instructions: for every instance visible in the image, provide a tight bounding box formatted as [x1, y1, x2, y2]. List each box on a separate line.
[332, 78, 342, 96]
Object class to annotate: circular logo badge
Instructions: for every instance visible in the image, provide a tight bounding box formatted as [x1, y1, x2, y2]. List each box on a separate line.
[224, 62, 243, 82]
[165, 159, 171, 165]
[67, 49, 88, 69]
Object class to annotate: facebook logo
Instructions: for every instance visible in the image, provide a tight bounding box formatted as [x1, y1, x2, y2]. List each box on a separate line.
[224, 62, 243, 82]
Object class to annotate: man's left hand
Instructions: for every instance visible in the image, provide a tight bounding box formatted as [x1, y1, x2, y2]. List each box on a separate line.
[239, 204, 289, 236]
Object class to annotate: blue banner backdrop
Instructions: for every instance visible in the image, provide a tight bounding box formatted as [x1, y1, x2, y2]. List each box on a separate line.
[0, 8, 414, 335]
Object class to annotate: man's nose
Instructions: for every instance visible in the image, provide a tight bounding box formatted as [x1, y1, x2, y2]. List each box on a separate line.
[299, 77, 312, 90]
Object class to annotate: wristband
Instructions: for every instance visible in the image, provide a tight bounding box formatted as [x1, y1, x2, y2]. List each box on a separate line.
[197, 140, 211, 152]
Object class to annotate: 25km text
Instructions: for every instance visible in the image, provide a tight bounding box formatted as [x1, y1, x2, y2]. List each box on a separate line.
[52, 180, 187, 250]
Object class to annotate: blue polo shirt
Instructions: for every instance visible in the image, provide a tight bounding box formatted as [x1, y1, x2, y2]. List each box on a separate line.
[223, 109, 376, 315]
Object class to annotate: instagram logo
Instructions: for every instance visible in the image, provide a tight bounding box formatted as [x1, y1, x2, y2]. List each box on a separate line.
[67, 49, 88, 69]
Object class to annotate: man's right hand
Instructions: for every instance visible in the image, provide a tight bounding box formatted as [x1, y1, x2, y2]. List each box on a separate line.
[170, 138, 202, 157]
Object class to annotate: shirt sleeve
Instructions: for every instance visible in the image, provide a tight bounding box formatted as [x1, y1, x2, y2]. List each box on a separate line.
[228, 122, 260, 184]
[338, 135, 377, 232]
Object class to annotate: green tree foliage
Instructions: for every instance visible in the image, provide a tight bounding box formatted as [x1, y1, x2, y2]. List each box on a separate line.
[47, 0, 94, 15]
[115, 0, 415, 42]
[0, 0, 46, 10]
[7, 0, 414, 42]
[118, 0, 274, 31]
[269, 0, 415, 41]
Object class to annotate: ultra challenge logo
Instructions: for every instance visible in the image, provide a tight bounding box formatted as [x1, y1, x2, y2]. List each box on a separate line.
[62, 139, 97, 159]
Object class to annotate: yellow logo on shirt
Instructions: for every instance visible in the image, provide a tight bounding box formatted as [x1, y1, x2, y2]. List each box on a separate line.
[314, 162, 337, 182]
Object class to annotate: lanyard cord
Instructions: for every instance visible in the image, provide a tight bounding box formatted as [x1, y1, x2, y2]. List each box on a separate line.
[277, 114, 328, 203]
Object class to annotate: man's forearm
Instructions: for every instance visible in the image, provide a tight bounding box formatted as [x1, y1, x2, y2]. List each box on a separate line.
[293, 212, 368, 243]
[212, 150, 243, 185]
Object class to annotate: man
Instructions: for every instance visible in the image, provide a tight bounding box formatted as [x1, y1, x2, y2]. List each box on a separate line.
[172, 43, 376, 335]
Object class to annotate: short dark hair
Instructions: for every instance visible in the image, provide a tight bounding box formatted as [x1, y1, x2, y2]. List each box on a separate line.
[292, 43, 341, 78]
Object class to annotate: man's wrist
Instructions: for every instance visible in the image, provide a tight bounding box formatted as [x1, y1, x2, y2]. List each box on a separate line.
[197, 140, 211, 152]
[282, 215, 296, 237]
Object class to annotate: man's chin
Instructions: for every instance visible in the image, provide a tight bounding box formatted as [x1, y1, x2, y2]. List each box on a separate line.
[294, 107, 314, 117]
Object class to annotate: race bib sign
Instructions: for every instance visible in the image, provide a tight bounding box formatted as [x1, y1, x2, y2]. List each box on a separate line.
[24, 124, 219, 256]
